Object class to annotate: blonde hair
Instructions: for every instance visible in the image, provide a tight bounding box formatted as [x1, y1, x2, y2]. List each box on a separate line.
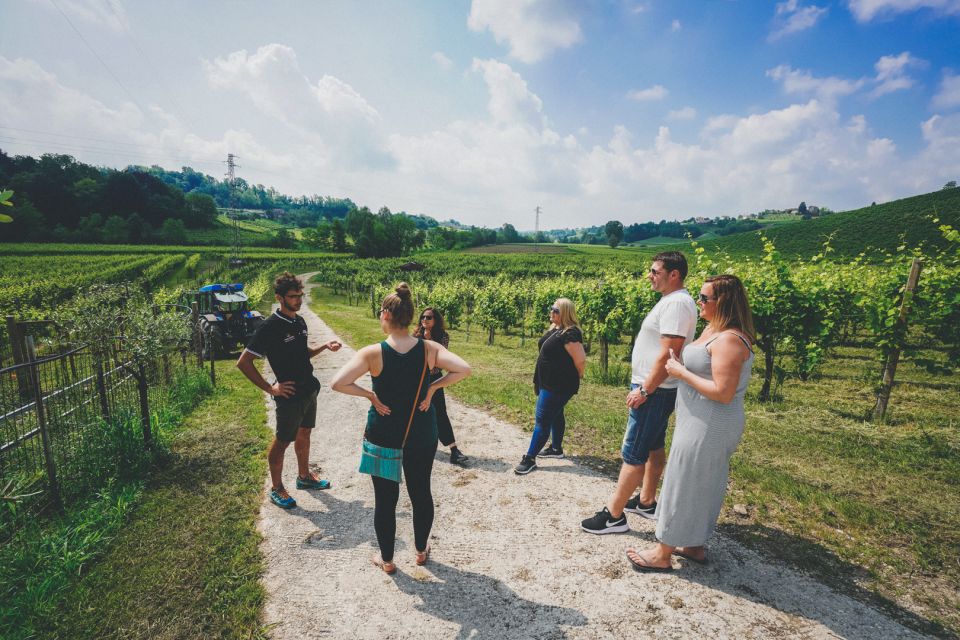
[704, 275, 755, 342]
[551, 298, 579, 332]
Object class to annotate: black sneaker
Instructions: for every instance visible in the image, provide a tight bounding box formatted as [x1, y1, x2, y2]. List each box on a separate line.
[539, 445, 564, 459]
[450, 448, 470, 466]
[581, 507, 629, 534]
[514, 455, 537, 475]
[624, 496, 658, 520]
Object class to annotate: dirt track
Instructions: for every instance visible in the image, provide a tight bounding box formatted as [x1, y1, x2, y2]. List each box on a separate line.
[255, 274, 929, 639]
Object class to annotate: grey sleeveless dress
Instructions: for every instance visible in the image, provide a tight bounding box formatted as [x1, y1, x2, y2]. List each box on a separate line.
[655, 332, 754, 548]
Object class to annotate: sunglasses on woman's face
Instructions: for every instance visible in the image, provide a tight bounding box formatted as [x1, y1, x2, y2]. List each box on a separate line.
[550, 307, 560, 314]
[697, 294, 715, 303]
[421, 315, 434, 320]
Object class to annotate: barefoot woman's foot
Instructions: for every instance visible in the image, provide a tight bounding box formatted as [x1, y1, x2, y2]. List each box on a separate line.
[673, 546, 708, 564]
[625, 548, 673, 572]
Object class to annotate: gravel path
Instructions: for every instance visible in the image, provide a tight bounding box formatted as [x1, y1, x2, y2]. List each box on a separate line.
[256, 275, 928, 639]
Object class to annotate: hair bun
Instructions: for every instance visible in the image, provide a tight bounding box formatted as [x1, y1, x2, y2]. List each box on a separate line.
[395, 282, 412, 301]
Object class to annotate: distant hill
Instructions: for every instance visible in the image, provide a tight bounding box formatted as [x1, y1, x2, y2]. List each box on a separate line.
[687, 188, 960, 258]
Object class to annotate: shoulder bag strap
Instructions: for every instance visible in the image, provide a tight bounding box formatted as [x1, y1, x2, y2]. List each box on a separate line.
[401, 340, 429, 448]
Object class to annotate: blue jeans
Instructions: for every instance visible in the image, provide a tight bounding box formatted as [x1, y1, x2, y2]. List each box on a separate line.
[526, 388, 572, 457]
[620, 384, 677, 465]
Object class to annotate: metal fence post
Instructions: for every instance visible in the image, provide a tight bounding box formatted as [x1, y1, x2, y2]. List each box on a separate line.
[138, 363, 152, 447]
[26, 349, 62, 510]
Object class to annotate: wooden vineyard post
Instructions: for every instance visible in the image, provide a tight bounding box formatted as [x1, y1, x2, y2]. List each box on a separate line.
[26, 348, 62, 510]
[138, 363, 152, 447]
[872, 258, 922, 422]
[191, 302, 202, 367]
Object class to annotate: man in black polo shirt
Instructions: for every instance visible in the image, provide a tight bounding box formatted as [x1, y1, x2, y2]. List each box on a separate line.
[237, 272, 341, 509]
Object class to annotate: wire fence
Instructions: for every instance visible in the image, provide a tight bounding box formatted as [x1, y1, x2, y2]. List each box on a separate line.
[0, 318, 216, 537]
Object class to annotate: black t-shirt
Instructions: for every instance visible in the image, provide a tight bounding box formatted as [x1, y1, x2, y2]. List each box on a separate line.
[533, 326, 583, 396]
[245, 311, 319, 399]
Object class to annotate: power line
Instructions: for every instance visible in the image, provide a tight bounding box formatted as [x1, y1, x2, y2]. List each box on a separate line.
[49, 0, 149, 117]
[101, 0, 194, 128]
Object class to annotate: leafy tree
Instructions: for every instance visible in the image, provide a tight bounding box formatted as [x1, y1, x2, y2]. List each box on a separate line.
[799, 201, 810, 220]
[158, 218, 187, 244]
[498, 223, 520, 243]
[604, 220, 624, 248]
[331, 218, 347, 252]
[77, 213, 104, 242]
[271, 228, 296, 249]
[102, 215, 130, 243]
[945, 180, 958, 190]
[185, 192, 218, 226]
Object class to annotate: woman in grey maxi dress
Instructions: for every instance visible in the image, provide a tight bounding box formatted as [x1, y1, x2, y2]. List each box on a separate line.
[626, 274, 755, 572]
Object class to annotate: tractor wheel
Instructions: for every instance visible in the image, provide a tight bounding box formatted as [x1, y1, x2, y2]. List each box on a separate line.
[202, 324, 225, 360]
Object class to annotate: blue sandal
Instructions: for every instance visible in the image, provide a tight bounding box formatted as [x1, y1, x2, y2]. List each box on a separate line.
[296, 475, 332, 490]
[270, 489, 297, 509]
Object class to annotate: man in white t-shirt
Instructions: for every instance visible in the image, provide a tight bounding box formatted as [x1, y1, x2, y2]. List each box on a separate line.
[581, 251, 698, 534]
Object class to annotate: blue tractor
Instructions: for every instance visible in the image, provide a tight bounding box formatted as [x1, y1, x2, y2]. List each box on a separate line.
[182, 283, 264, 358]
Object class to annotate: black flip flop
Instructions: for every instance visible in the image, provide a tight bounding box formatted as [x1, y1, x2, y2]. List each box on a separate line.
[626, 549, 674, 573]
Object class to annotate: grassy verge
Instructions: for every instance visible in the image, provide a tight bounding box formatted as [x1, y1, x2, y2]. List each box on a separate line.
[3, 365, 272, 640]
[311, 284, 960, 637]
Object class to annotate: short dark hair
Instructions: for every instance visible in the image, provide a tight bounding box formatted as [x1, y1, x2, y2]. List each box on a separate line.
[274, 272, 303, 297]
[653, 251, 688, 280]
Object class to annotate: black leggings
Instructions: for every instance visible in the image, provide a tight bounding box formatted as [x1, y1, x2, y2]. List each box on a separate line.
[433, 386, 456, 447]
[371, 443, 437, 561]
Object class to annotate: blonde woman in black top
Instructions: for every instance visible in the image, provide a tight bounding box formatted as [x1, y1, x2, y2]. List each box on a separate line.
[414, 307, 469, 466]
[515, 298, 586, 475]
[330, 284, 471, 575]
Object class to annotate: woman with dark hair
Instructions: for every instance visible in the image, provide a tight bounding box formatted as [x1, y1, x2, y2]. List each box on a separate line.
[413, 307, 469, 466]
[626, 274, 755, 571]
[330, 283, 471, 575]
[515, 297, 586, 475]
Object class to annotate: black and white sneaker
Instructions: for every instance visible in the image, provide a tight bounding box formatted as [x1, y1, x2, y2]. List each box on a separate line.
[514, 455, 537, 475]
[539, 445, 564, 459]
[624, 496, 658, 520]
[581, 507, 629, 534]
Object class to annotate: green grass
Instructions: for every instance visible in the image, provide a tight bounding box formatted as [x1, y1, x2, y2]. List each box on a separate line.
[311, 284, 960, 636]
[10, 366, 272, 640]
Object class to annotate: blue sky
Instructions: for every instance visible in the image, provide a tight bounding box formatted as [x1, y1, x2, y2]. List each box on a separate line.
[1, 0, 958, 229]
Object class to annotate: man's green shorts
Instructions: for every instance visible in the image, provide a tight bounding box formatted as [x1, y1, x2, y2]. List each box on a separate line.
[275, 389, 318, 442]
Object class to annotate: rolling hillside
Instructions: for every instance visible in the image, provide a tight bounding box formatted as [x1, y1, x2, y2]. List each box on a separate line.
[670, 188, 960, 258]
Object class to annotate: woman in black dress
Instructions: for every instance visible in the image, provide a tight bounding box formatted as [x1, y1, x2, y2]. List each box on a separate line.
[514, 297, 586, 475]
[414, 307, 469, 465]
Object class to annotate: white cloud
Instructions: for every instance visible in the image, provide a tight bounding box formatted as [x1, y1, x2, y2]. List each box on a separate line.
[769, 1, 828, 40]
[767, 64, 864, 102]
[32, 0, 129, 32]
[432, 51, 454, 71]
[870, 52, 925, 98]
[470, 58, 544, 127]
[932, 70, 960, 110]
[0, 55, 293, 175]
[202, 44, 391, 169]
[848, 0, 960, 21]
[467, 0, 582, 63]
[667, 106, 697, 120]
[671, 19, 682, 32]
[628, 85, 668, 102]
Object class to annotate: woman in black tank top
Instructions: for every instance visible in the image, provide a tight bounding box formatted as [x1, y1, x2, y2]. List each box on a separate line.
[331, 283, 472, 575]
